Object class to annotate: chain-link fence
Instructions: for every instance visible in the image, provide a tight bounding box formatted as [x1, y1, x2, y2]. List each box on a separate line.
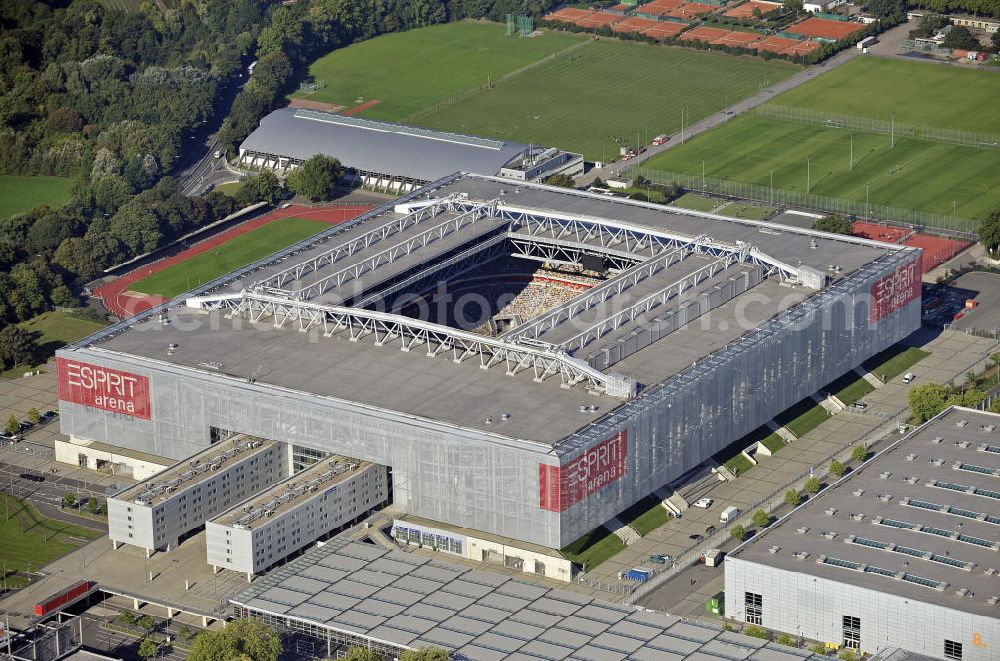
[627, 167, 980, 237]
[754, 105, 1000, 151]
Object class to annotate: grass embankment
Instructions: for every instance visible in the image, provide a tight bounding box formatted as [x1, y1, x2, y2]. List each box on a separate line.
[561, 526, 625, 570]
[1, 310, 110, 379]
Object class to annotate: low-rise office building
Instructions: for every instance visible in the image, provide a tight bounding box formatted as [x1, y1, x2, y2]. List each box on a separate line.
[725, 406, 1000, 661]
[107, 435, 285, 554]
[206, 456, 388, 577]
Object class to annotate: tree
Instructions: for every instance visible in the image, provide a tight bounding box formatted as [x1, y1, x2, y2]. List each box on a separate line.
[137, 615, 156, 630]
[866, 0, 904, 17]
[784, 489, 801, 508]
[908, 382, 951, 423]
[344, 648, 383, 661]
[543, 174, 577, 188]
[120, 612, 136, 626]
[0, 324, 39, 369]
[5, 415, 19, 436]
[63, 493, 76, 509]
[400, 647, 451, 661]
[138, 637, 160, 659]
[187, 618, 281, 661]
[830, 460, 845, 478]
[812, 215, 852, 235]
[942, 25, 979, 50]
[235, 172, 283, 206]
[87, 497, 101, 515]
[27, 408, 41, 425]
[851, 444, 867, 462]
[730, 524, 747, 542]
[805, 476, 821, 494]
[783, 0, 804, 12]
[992, 29, 1000, 52]
[981, 208, 1000, 259]
[287, 155, 343, 202]
[752, 509, 769, 529]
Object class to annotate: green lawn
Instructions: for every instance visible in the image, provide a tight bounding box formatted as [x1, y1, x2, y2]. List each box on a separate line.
[771, 58, 1000, 133]
[620, 496, 671, 536]
[670, 192, 724, 213]
[294, 21, 586, 121]
[0, 494, 101, 582]
[0, 175, 73, 220]
[414, 39, 799, 160]
[131, 217, 331, 298]
[643, 115, 1000, 219]
[864, 346, 931, 382]
[835, 376, 875, 406]
[2, 310, 110, 379]
[725, 453, 755, 477]
[561, 526, 625, 570]
[759, 433, 786, 454]
[213, 181, 242, 196]
[718, 202, 774, 221]
[784, 403, 830, 438]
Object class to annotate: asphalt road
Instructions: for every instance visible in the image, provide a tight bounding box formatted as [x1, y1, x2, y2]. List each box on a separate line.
[580, 46, 862, 185]
[0, 461, 111, 533]
[80, 612, 186, 661]
[176, 73, 249, 197]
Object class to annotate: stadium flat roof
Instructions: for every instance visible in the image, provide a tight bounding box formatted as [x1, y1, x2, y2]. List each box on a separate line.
[239, 109, 532, 182]
[80, 174, 913, 446]
[730, 407, 1000, 617]
[231, 538, 828, 660]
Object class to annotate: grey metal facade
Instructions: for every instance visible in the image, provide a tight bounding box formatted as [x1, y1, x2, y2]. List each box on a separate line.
[58, 246, 917, 549]
[725, 557, 1000, 661]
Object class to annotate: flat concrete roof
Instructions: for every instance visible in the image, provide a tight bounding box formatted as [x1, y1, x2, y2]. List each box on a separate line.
[730, 406, 1000, 618]
[77, 174, 911, 447]
[115, 435, 276, 506]
[212, 456, 371, 529]
[394, 514, 565, 560]
[232, 538, 828, 661]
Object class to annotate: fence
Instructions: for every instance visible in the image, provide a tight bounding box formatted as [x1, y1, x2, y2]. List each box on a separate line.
[754, 105, 1000, 151]
[627, 167, 980, 237]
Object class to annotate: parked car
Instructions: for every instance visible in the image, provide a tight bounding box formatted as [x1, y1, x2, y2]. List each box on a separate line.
[693, 497, 713, 509]
[648, 554, 667, 565]
[902, 372, 916, 384]
[19, 473, 44, 483]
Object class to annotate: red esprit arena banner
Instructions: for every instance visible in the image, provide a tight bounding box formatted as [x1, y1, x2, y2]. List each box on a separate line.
[870, 257, 921, 323]
[539, 431, 628, 512]
[56, 357, 151, 419]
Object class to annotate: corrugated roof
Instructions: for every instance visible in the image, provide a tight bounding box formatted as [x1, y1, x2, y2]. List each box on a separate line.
[239, 108, 530, 181]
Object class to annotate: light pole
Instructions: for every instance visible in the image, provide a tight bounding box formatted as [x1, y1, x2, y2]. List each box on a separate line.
[769, 170, 773, 204]
[849, 133, 853, 171]
[806, 155, 811, 194]
[866, 185, 870, 219]
[702, 160, 706, 189]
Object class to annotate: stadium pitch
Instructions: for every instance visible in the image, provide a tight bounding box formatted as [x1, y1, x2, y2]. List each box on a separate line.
[643, 115, 1000, 219]
[130, 217, 332, 298]
[291, 21, 587, 122]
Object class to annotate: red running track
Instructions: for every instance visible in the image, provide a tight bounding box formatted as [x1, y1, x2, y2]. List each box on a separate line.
[93, 204, 372, 319]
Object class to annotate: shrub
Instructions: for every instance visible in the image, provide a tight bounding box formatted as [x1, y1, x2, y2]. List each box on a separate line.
[752, 509, 769, 529]
[830, 460, 845, 478]
[777, 633, 796, 647]
[731, 524, 747, 542]
[805, 476, 821, 494]
[785, 489, 801, 508]
[745, 625, 769, 639]
[851, 445, 867, 462]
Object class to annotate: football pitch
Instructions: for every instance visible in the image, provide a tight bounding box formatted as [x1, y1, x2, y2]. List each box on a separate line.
[131, 217, 331, 298]
[643, 115, 1000, 219]
[413, 39, 799, 160]
[293, 21, 587, 121]
[644, 58, 1000, 219]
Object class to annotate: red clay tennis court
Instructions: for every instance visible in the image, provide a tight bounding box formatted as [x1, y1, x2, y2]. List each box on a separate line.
[642, 21, 689, 39]
[724, 0, 782, 18]
[753, 35, 802, 53]
[781, 40, 822, 55]
[903, 234, 972, 274]
[851, 222, 909, 243]
[94, 204, 373, 319]
[711, 30, 765, 47]
[680, 25, 731, 42]
[576, 11, 623, 28]
[636, 0, 688, 14]
[543, 7, 594, 22]
[613, 17, 664, 34]
[667, 3, 717, 19]
[789, 17, 867, 40]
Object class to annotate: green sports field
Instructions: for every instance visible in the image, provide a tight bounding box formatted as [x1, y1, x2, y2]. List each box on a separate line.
[131, 217, 331, 298]
[0, 494, 101, 584]
[0, 175, 73, 220]
[414, 39, 799, 160]
[643, 115, 1000, 218]
[773, 58, 1000, 132]
[293, 21, 587, 121]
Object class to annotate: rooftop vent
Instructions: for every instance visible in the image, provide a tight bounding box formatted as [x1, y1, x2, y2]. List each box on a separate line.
[796, 526, 810, 534]
[793, 551, 810, 560]
[985, 568, 998, 576]
[932, 436, 943, 444]
[906, 454, 917, 461]
[879, 471, 892, 479]
[957, 441, 971, 449]
[984, 425, 996, 433]
[853, 488, 865, 497]
[809, 239, 817, 249]
[825, 508, 838, 516]
[988, 596, 999, 606]
[851, 513, 866, 521]
[823, 531, 838, 540]
[769, 546, 781, 554]
[501, 412, 511, 421]
[957, 420, 969, 428]
[880, 494, 893, 503]
[905, 476, 919, 484]
[484, 417, 493, 425]
[930, 458, 946, 467]
[956, 588, 969, 597]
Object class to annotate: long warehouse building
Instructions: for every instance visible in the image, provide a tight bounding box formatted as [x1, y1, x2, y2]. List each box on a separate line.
[725, 406, 1000, 661]
[56, 173, 921, 550]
